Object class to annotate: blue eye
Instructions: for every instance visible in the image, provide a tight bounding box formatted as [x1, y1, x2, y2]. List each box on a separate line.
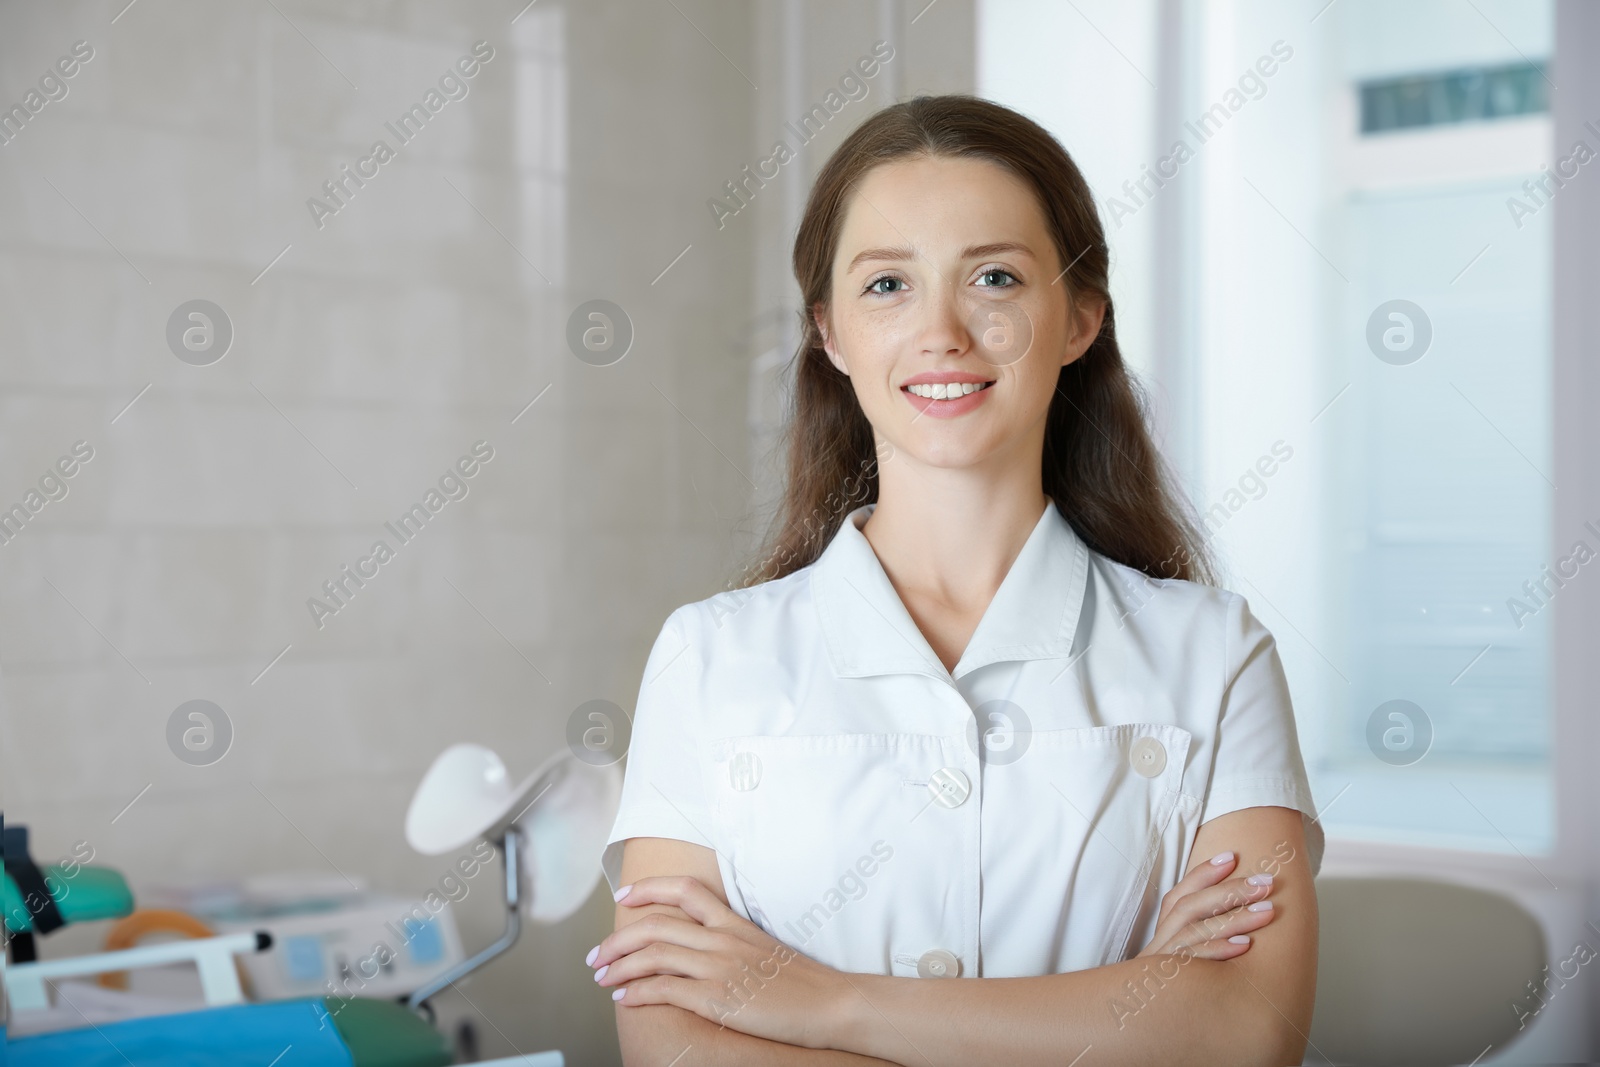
[865, 275, 905, 295]
[977, 269, 1017, 287]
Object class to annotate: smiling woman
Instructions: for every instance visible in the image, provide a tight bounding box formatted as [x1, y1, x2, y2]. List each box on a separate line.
[594, 95, 1322, 1067]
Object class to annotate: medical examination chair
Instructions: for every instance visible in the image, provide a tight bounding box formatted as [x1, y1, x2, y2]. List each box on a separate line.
[3, 823, 454, 1067]
[1306, 876, 1549, 1065]
[6, 748, 609, 1065]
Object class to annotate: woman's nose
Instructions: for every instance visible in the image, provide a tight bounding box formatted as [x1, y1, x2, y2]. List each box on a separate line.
[913, 283, 972, 359]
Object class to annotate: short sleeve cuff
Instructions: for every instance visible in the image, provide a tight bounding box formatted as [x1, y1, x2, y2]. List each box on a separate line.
[1199, 776, 1325, 879]
[600, 810, 717, 897]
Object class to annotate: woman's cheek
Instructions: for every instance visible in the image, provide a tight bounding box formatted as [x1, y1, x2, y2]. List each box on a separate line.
[1020, 335, 1065, 399]
[854, 312, 904, 356]
[842, 323, 907, 400]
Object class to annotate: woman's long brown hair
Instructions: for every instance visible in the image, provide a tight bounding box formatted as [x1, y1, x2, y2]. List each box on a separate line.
[736, 94, 1214, 589]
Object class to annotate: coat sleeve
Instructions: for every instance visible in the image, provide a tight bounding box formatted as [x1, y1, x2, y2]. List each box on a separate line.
[600, 606, 717, 896]
[1197, 592, 1325, 878]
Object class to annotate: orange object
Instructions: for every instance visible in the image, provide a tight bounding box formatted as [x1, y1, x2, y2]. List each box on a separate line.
[97, 909, 253, 997]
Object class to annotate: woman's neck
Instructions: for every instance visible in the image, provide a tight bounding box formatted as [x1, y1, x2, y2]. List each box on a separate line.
[860, 448, 1051, 670]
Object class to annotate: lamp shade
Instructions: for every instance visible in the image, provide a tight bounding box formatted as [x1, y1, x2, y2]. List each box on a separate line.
[515, 748, 623, 923]
[405, 743, 534, 856]
[404, 742, 622, 924]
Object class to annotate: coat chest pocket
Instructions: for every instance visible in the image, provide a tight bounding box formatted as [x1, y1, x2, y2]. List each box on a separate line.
[706, 733, 967, 974]
[980, 722, 1194, 971]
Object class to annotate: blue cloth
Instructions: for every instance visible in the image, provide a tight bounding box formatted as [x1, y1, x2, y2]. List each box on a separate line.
[9, 999, 355, 1067]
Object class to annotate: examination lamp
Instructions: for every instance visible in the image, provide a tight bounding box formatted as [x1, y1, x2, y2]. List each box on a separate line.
[402, 743, 621, 1011]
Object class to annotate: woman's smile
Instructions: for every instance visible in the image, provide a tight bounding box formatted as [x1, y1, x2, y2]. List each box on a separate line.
[899, 372, 996, 418]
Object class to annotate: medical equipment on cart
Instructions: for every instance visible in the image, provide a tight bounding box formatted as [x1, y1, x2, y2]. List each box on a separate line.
[138, 877, 470, 1003]
[3, 746, 620, 1065]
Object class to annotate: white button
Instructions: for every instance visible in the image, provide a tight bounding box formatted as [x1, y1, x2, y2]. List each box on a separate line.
[928, 767, 970, 808]
[1129, 736, 1166, 777]
[729, 751, 762, 790]
[917, 949, 961, 978]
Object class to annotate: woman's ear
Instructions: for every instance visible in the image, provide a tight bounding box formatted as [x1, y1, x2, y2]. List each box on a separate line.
[814, 303, 848, 376]
[1061, 293, 1107, 367]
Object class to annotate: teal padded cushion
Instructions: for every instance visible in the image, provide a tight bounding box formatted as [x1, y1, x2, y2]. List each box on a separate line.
[3, 865, 134, 933]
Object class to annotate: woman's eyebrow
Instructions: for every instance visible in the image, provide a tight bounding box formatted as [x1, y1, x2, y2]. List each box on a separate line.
[845, 241, 1037, 273]
[846, 245, 918, 272]
[963, 241, 1035, 262]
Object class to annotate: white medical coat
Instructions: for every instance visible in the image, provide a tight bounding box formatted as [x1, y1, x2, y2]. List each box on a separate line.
[601, 501, 1323, 980]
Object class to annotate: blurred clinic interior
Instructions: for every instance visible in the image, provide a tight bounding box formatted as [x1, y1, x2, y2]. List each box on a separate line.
[2, 0, 1598, 1064]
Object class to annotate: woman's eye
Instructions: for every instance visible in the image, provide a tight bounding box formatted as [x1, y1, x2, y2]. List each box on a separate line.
[976, 268, 1018, 288]
[865, 275, 905, 295]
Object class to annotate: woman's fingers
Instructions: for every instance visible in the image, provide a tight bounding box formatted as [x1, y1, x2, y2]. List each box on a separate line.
[1173, 933, 1256, 962]
[1138, 865, 1273, 960]
[614, 876, 735, 928]
[593, 910, 726, 970]
[595, 939, 713, 988]
[608, 973, 715, 1014]
[1155, 851, 1237, 926]
[1160, 873, 1274, 933]
[1157, 896, 1278, 956]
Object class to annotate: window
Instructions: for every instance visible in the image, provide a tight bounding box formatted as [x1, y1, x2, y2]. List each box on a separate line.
[982, 0, 1558, 853]
[1359, 61, 1549, 133]
[1310, 2, 1555, 853]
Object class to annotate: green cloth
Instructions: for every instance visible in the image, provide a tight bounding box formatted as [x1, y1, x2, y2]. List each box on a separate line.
[324, 996, 453, 1067]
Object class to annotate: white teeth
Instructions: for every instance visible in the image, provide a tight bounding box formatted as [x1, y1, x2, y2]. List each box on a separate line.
[906, 381, 989, 399]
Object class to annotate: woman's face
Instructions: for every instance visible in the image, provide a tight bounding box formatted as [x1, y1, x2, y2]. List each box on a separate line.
[817, 154, 1103, 473]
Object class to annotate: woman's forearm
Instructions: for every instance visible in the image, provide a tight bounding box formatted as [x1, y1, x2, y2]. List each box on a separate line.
[827, 956, 1306, 1067]
[618, 1003, 906, 1067]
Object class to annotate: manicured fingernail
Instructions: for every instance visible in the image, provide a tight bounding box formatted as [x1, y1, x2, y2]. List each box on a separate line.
[1248, 900, 1273, 912]
[1209, 851, 1234, 865]
[613, 885, 632, 902]
[1228, 934, 1250, 944]
[612, 987, 626, 1001]
[585, 945, 600, 967]
[594, 964, 608, 982]
[1246, 873, 1273, 886]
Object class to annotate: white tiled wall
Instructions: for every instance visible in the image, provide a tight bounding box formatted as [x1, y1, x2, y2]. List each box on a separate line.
[0, 0, 974, 1061]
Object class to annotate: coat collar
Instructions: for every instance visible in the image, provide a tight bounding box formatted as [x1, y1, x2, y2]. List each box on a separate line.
[809, 500, 1091, 680]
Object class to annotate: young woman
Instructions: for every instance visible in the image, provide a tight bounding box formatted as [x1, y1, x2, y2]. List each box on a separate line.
[589, 95, 1322, 1066]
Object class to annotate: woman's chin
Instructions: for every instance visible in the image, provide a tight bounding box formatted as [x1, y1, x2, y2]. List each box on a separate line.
[885, 437, 1003, 474]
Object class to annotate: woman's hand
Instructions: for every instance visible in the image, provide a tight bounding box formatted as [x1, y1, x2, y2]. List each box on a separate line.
[1134, 850, 1277, 961]
[588, 875, 852, 1051]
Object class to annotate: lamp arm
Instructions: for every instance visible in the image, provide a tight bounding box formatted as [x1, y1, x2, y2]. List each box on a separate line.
[406, 829, 523, 1012]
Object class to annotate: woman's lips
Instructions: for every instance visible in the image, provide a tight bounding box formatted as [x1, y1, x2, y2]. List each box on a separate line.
[901, 380, 994, 419]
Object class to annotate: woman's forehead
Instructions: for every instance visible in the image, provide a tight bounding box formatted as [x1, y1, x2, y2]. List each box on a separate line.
[836, 156, 1051, 269]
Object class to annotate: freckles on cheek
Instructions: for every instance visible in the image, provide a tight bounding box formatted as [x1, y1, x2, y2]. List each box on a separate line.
[847, 313, 909, 368]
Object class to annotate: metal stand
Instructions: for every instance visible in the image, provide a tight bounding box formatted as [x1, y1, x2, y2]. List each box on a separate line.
[406, 830, 522, 1013]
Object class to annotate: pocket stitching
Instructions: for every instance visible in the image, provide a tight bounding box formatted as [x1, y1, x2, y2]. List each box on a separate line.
[1099, 726, 1193, 964]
